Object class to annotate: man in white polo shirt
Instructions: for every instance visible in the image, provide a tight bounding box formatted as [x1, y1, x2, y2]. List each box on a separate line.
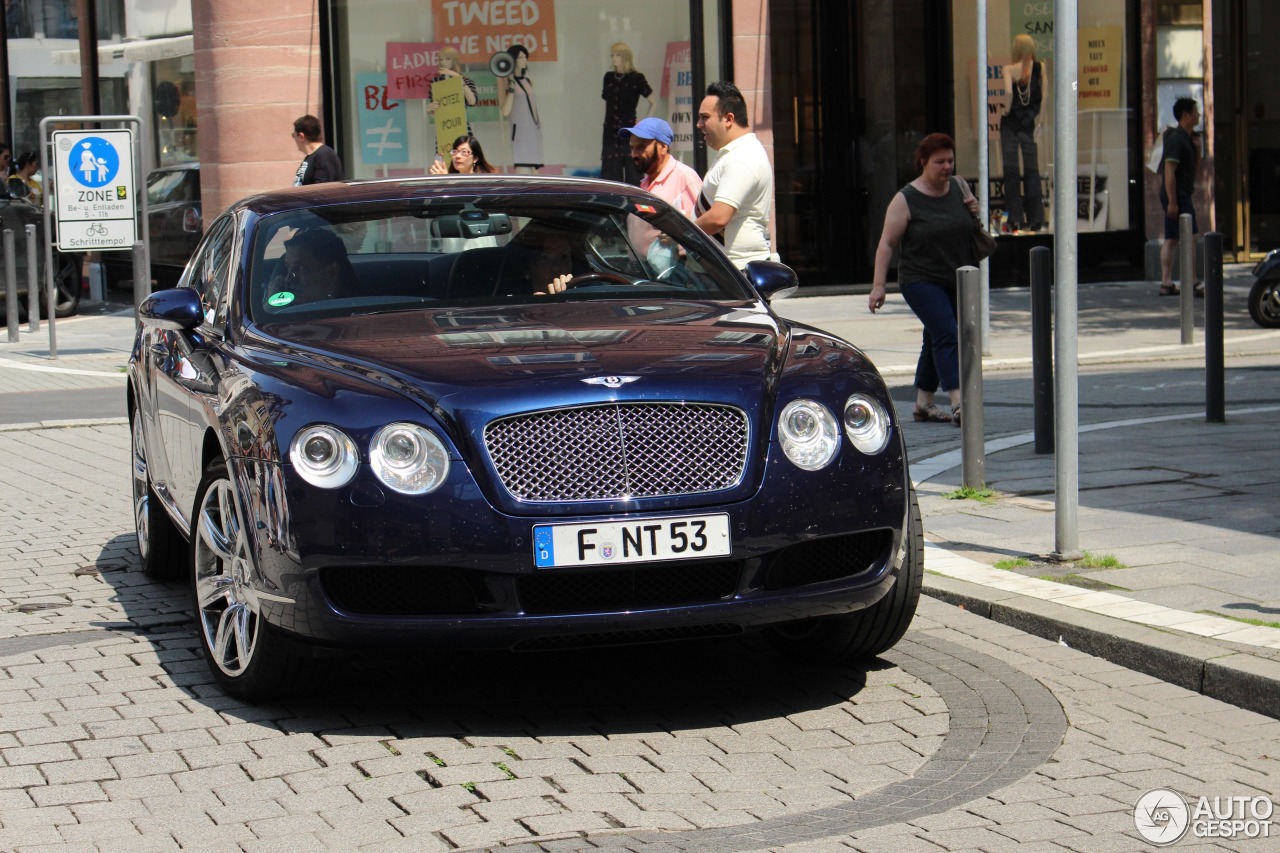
[694, 80, 774, 268]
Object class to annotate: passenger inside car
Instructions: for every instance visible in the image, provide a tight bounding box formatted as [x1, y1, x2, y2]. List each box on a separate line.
[266, 228, 362, 307]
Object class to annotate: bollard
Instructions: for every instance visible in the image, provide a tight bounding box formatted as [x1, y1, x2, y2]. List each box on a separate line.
[1179, 213, 1194, 344]
[132, 240, 149, 318]
[25, 224, 39, 332]
[4, 229, 16, 342]
[1030, 246, 1054, 454]
[1204, 232, 1224, 423]
[957, 265, 984, 489]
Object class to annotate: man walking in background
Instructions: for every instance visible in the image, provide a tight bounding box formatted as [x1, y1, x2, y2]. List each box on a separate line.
[694, 81, 774, 269]
[292, 115, 344, 186]
[1158, 97, 1201, 298]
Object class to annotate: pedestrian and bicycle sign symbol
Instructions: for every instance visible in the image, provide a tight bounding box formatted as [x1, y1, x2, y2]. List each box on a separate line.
[69, 137, 122, 188]
[52, 129, 136, 250]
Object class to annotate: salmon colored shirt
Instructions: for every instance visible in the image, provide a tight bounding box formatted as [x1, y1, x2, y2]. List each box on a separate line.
[631, 154, 703, 255]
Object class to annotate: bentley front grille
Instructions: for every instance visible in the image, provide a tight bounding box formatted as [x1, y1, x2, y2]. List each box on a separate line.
[484, 402, 749, 502]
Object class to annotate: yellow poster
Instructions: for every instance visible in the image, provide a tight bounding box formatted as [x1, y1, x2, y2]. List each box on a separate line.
[431, 74, 468, 156]
[1079, 26, 1123, 110]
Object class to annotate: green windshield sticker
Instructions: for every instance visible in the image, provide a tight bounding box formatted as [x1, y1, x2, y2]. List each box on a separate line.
[267, 291, 295, 307]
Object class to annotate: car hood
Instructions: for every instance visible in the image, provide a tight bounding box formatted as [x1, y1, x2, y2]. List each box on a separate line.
[250, 300, 789, 417]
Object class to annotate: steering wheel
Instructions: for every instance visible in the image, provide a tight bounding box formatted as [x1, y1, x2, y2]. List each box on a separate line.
[564, 271, 633, 289]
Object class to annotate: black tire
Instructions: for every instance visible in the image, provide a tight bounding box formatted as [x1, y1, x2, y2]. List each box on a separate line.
[130, 408, 186, 579]
[1248, 278, 1280, 328]
[765, 484, 924, 661]
[191, 458, 321, 700]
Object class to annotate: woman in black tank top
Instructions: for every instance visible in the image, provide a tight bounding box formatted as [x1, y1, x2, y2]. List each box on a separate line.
[868, 133, 978, 426]
[1000, 35, 1045, 231]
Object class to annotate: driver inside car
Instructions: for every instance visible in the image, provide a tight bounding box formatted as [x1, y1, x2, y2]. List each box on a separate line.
[509, 222, 581, 296]
[266, 228, 361, 308]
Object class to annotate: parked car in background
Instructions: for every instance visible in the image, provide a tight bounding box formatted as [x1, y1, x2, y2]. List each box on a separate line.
[104, 162, 201, 292]
[128, 176, 921, 700]
[0, 183, 83, 319]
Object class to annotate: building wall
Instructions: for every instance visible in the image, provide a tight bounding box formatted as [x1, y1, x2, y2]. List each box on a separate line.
[731, 0, 774, 254]
[191, 0, 322, 217]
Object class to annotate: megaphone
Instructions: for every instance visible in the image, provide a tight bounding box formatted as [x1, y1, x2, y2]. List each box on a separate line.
[489, 51, 515, 78]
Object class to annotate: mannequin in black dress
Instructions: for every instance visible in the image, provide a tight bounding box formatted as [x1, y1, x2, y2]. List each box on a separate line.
[600, 42, 655, 185]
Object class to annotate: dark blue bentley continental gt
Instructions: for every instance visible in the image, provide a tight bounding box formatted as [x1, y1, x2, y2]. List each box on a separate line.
[128, 176, 921, 699]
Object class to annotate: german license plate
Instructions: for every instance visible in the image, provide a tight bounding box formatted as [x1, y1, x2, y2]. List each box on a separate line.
[533, 514, 732, 568]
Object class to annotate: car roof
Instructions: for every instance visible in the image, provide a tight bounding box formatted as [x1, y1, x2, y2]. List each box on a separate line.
[229, 175, 661, 218]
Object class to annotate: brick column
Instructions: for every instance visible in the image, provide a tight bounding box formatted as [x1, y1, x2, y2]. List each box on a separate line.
[732, 0, 776, 255]
[192, 0, 323, 218]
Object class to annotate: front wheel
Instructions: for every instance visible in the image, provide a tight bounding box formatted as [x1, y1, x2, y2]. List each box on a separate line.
[131, 408, 184, 578]
[191, 459, 321, 699]
[764, 484, 924, 661]
[1248, 278, 1280, 328]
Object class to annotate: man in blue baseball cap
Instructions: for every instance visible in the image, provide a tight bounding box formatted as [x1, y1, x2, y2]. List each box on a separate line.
[618, 117, 702, 219]
[618, 117, 703, 275]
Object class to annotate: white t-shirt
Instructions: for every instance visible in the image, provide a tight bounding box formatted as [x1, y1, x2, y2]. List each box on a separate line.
[701, 132, 774, 267]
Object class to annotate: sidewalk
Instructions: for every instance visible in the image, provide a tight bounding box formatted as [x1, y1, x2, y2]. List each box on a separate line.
[779, 266, 1280, 718]
[3, 274, 1280, 719]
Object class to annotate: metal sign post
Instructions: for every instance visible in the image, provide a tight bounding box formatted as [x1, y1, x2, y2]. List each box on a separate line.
[39, 114, 148, 359]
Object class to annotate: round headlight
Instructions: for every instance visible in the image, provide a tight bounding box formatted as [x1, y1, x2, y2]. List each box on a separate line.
[843, 394, 891, 455]
[369, 423, 450, 495]
[289, 425, 359, 489]
[778, 399, 839, 470]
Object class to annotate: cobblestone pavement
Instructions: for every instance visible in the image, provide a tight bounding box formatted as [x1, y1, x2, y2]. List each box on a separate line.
[2, 424, 1278, 851]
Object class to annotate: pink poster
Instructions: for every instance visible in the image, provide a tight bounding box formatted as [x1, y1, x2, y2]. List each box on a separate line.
[386, 42, 444, 100]
[661, 41, 691, 99]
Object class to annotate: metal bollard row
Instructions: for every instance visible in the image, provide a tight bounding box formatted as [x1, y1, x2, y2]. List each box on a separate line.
[4, 229, 16, 342]
[957, 265, 984, 489]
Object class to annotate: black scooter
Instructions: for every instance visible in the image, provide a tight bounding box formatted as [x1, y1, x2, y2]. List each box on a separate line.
[1249, 249, 1280, 328]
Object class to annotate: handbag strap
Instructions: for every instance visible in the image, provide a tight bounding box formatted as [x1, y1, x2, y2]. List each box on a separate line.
[953, 175, 975, 202]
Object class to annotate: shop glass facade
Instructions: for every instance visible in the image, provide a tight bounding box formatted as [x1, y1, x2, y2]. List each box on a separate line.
[152, 57, 199, 167]
[328, 0, 721, 181]
[952, 0, 1137, 239]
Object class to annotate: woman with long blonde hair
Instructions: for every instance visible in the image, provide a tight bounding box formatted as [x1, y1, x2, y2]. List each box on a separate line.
[1000, 34, 1045, 231]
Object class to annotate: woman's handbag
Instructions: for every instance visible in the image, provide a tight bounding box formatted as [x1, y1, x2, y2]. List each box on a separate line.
[953, 176, 998, 262]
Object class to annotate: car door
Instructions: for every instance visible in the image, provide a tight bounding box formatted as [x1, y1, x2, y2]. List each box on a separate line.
[146, 215, 236, 515]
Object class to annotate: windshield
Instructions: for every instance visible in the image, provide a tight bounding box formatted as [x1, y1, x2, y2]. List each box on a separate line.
[246, 193, 752, 323]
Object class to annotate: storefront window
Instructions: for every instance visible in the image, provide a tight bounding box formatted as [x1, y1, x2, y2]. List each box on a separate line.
[4, 0, 123, 40]
[152, 57, 198, 166]
[952, 0, 1135, 235]
[12, 76, 127, 156]
[330, 0, 720, 181]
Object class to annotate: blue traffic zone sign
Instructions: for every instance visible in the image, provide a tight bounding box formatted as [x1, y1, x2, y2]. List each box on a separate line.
[66, 137, 121, 188]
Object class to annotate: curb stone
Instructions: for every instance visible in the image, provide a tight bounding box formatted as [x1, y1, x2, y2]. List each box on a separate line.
[923, 573, 1280, 721]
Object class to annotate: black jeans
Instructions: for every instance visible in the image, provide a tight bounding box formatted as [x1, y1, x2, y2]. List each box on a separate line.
[1001, 125, 1043, 230]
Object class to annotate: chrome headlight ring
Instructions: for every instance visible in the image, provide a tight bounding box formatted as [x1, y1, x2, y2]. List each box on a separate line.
[289, 425, 360, 489]
[369, 422, 450, 495]
[778, 399, 840, 471]
[843, 394, 891, 455]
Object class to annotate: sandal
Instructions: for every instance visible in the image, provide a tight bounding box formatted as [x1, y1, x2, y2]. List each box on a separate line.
[913, 405, 952, 424]
[1194, 281, 1205, 299]
[1158, 283, 1180, 296]
[951, 404, 962, 427]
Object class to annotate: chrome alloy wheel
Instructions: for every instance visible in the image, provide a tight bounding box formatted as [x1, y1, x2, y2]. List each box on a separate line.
[193, 475, 261, 677]
[130, 410, 153, 563]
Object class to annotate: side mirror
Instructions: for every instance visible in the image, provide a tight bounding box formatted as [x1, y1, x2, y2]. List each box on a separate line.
[139, 286, 203, 331]
[744, 260, 799, 302]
